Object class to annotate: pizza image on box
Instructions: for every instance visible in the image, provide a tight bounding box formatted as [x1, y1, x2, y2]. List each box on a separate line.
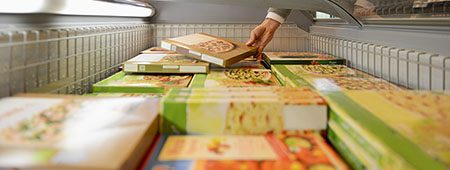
[161, 33, 257, 67]
[204, 69, 279, 87]
[195, 39, 235, 54]
[158, 55, 199, 63]
[109, 74, 192, 87]
[305, 77, 399, 91]
[286, 65, 356, 77]
[1, 99, 81, 145]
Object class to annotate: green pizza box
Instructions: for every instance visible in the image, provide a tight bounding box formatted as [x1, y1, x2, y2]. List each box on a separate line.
[325, 90, 450, 170]
[160, 87, 327, 135]
[188, 68, 280, 88]
[271, 65, 311, 87]
[329, 109, 414, 169]
[92, 71, 193, 93]
[327, 123, 368, 170]
[263, 52, 346, 67]
[123, 53, 209, 74]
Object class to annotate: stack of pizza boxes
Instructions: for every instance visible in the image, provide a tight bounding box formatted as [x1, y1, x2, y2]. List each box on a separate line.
[150, 35, 351, 170]
[265, 52, 450, 169]
[93, 33, 265, 95]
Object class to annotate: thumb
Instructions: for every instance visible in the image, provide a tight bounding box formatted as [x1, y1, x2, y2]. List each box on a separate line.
[246, 32, 257, 46]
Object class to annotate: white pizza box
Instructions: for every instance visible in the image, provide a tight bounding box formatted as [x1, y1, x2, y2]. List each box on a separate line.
[0, 94, 159, 170]
[123, 53, 209, 74]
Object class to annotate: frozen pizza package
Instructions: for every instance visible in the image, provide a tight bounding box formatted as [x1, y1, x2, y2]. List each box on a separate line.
[189, 68, 280, 88]
[123, 53, 209, 74]
[303, 76, 400, 92]
[160, 87, 327, 135]
[141, 47, 178, 54]
[92, 71, 193, 94]
[0, 94, 159, 170]
[142, 131, 349, 170]
[161, 33, 257, 67]
[263, 52, 346, 67]
[325, 90, 450, 170]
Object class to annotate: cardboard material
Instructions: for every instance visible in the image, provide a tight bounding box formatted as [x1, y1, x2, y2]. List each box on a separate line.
[263, 52, 346, 67]
[270, 65, 379, 88]
[141, 47, 177, 54]
[303, 76, 400, 91]
[123, 53, 209, 74]
[85, 93, 162, 98]
[191, 69, 280, 88]
[204, 69, 279, 87]
[161, 33, 257, 67]
[160, 87, 327, 135]
[0, 94, 159, 170]
[92, 71, 193, 93]
[325, 90, 450, 170]
[143, 132, 348, 170]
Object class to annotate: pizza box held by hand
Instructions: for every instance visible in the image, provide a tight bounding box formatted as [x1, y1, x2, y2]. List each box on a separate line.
[161, 33, 258, 68]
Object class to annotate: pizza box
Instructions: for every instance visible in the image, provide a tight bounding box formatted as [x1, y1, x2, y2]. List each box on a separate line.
[0, 94, 159, 170]
[324, 90, 450, 170]
[161, 33, 257, 67]
[92, 71, 193, 94]
[263, 52, 346, 67]
[303, 76, 400, 92]
[210, 57, 266, 70]
[140, 47, 177, 54]
[85, 92, 162, 98]
[160, 87, 327, 135]
[189, 68, 280, 88]
[328, 113, 414, 169]
[270, 64, 378, 88]
[142, 132, 348, 170]
[327, 120, 376, 170]
[271, 65, 312, 87]
[122, 53, 209, 74]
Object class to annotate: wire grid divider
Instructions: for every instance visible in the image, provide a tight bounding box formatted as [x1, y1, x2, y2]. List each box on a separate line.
[150, 23, 309, 52]
[309, 33, 450, 91]
[0, 23, 153, 98]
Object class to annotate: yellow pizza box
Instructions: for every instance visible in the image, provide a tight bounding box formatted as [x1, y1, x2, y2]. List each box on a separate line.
[161, 33, 257, 68]
[161, 87, 328, 135]
[0, 94, 159, 170]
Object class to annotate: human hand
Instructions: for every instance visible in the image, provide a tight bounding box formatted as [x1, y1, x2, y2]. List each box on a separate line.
[246, 18, 281, 60]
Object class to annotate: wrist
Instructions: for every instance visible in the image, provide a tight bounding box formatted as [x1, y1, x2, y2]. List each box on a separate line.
[262, 18, 281, 30]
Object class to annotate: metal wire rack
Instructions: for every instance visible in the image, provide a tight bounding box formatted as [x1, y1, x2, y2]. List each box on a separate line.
[309, 33, 450, 91]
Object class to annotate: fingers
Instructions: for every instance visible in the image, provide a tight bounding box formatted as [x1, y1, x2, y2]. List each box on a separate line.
[246, 30, 257, 46]
[256, 46, 265, 60]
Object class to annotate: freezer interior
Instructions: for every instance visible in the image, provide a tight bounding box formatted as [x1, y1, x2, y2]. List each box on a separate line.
[0, 0, 449, 169]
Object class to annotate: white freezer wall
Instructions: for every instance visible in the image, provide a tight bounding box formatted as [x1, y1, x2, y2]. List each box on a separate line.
[0, 23, 153, 97]
[310, 25, 450, 91]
